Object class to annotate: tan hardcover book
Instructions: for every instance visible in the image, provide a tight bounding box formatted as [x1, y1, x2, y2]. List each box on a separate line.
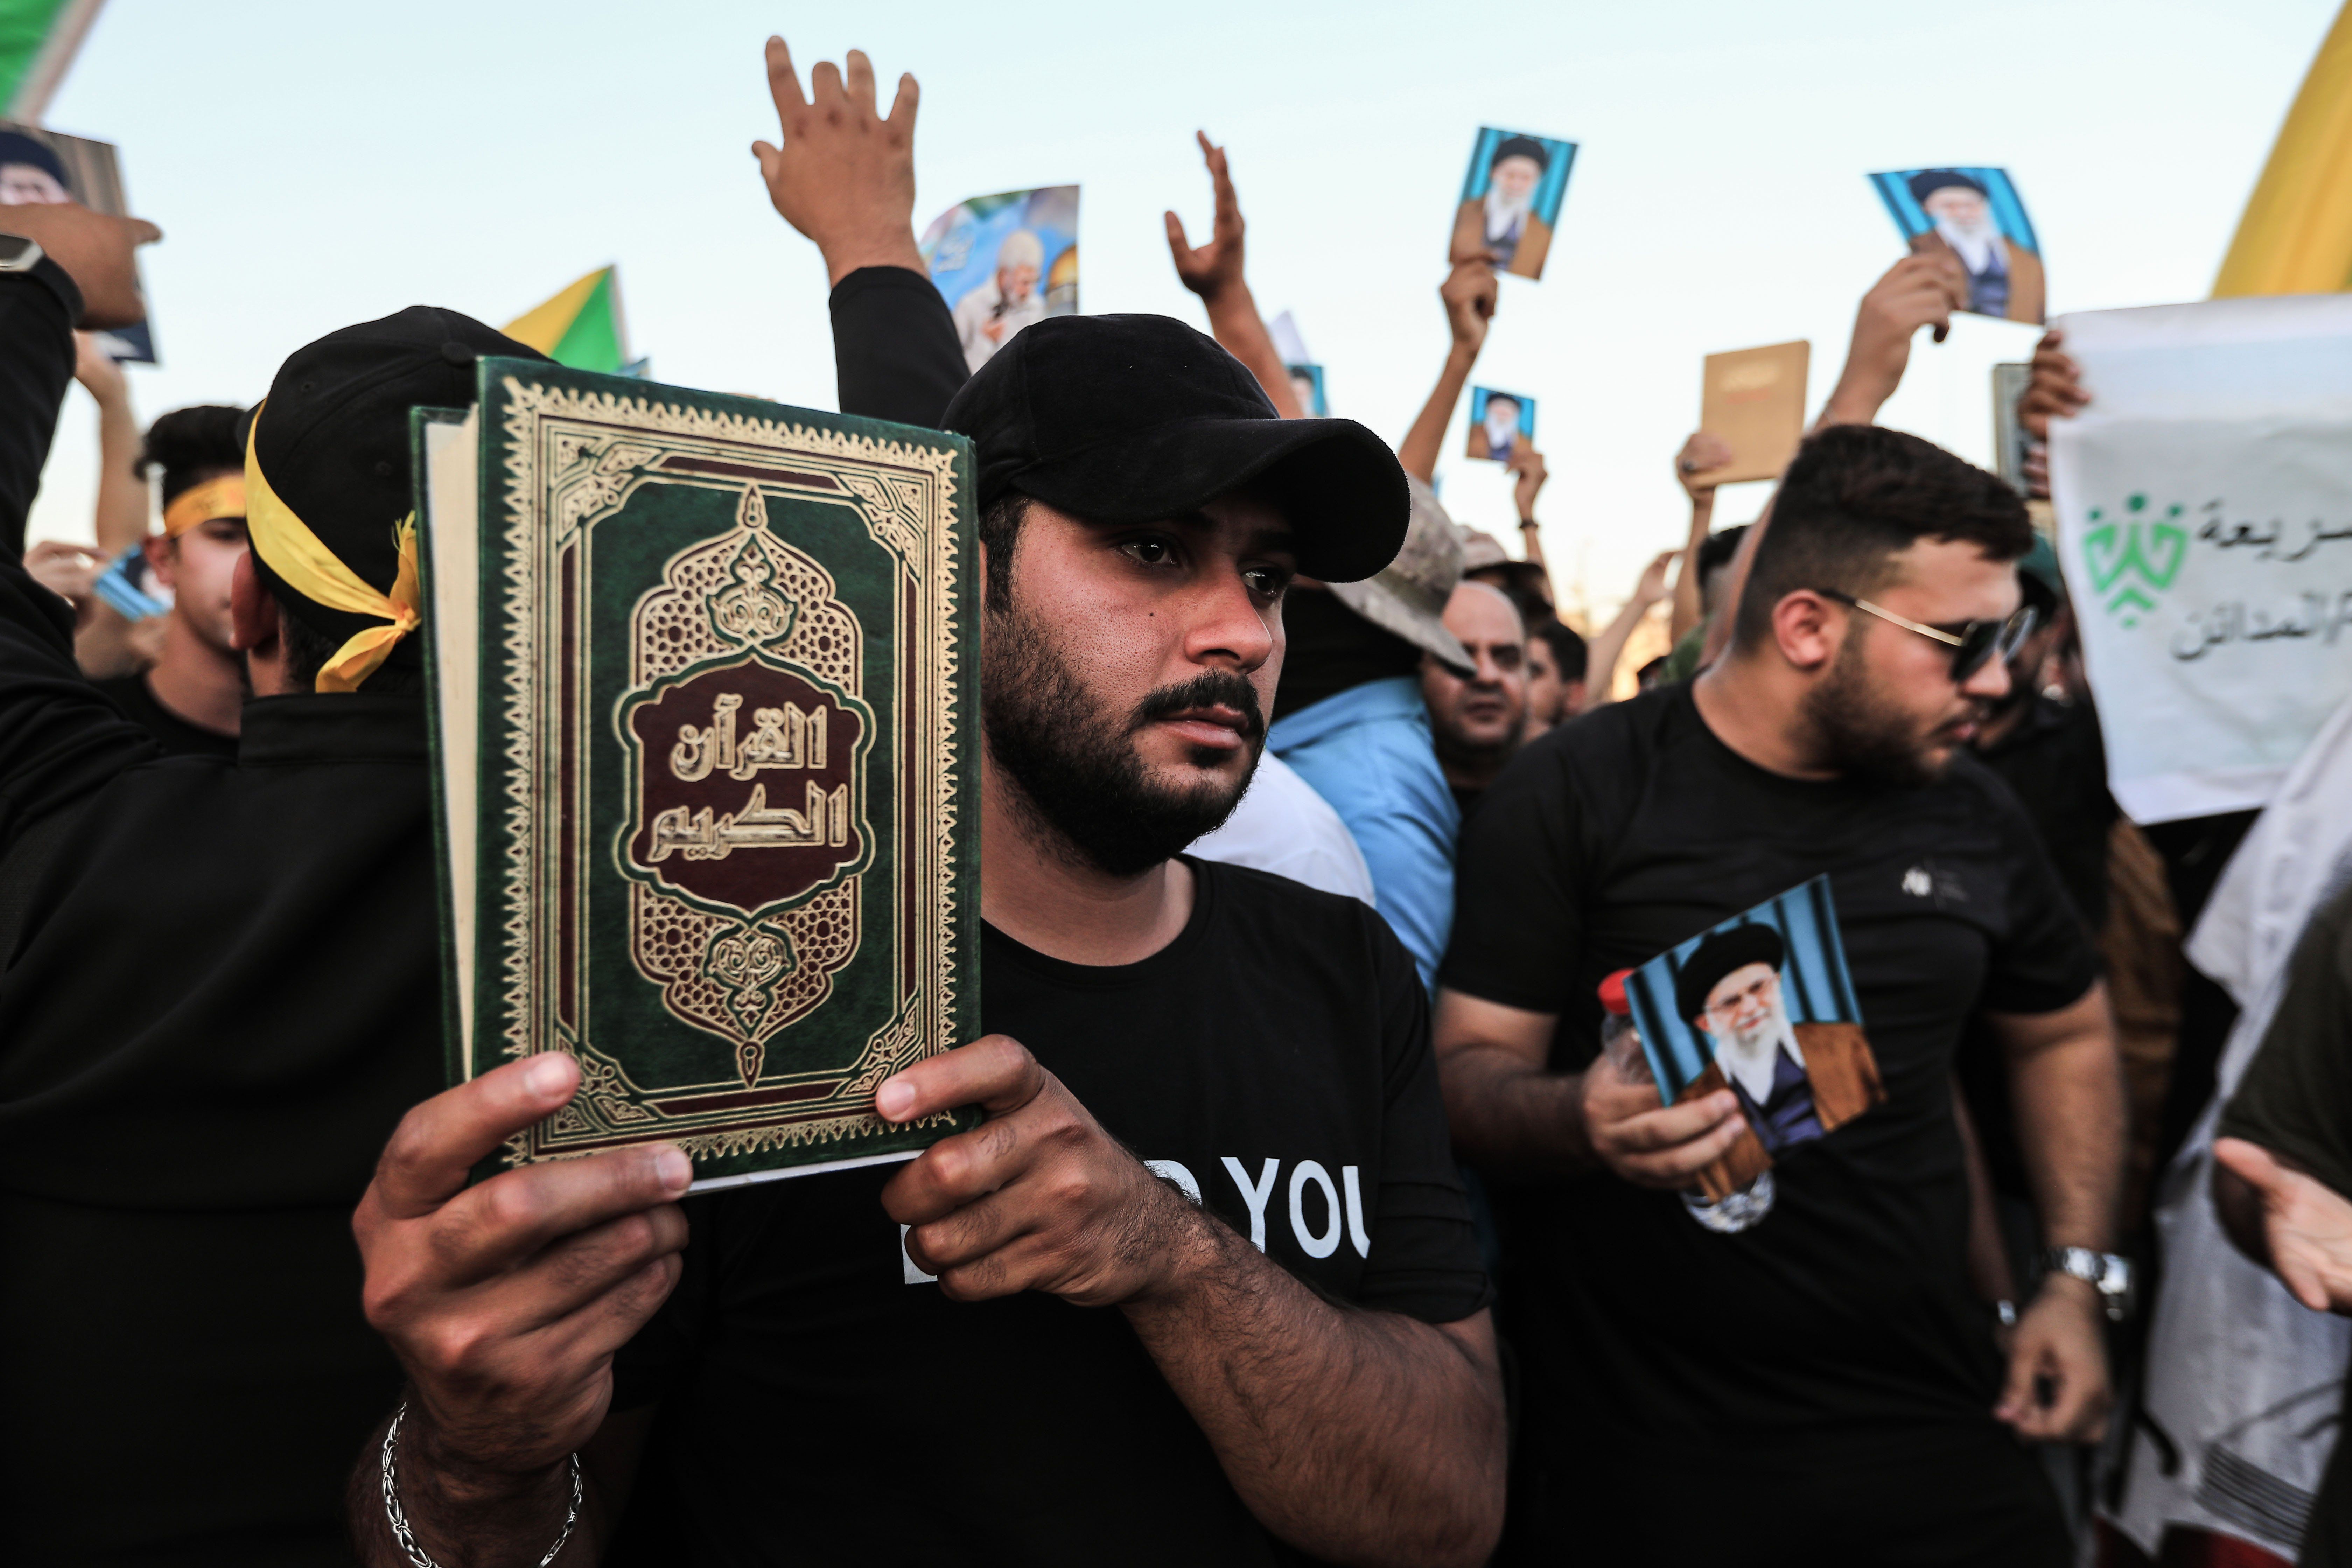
[1697, 341, 1809, 485]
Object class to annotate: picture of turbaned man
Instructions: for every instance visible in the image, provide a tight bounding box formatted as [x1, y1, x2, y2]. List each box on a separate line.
[1450, 126, 1576, 280]
[1622, 876, 1886, 1194]
[1869, 166, 2045, 324]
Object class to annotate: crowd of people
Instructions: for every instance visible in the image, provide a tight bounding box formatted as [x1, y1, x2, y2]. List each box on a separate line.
[3, 30, 2350, 1568]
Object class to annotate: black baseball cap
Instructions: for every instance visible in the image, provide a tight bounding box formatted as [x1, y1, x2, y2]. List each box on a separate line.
[941, 313, 1408, 584]
[240, 306, 547, 662]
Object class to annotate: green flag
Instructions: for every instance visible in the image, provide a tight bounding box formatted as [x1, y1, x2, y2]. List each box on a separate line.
[1, 0, 106, 121]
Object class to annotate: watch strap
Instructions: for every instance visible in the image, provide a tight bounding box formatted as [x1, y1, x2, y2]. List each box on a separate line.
[2041, 1246, 2133, 1321]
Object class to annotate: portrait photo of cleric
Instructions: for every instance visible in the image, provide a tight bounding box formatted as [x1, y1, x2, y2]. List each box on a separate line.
[1465, 387, 1533, 463]
[1622, 876, 1887, 1175]
[1869, 165, 2046, 323]
[1450, 126, 1575, 279]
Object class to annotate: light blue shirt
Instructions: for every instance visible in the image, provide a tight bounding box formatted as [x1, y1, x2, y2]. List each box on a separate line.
[1268, 677, 1459, 993]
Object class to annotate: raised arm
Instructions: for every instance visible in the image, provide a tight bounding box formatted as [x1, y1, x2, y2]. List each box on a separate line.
[752, 36, 967, 428]
[1699, 252, 1969, 665]
[74, 333, 146, 554]
[1580, 548, 1676, 709]
[0, 202, 163, 844]
[1396, 259, 1496, 483]
[1166, 132, 1304, 419]
[1667, 431, 1731, 644]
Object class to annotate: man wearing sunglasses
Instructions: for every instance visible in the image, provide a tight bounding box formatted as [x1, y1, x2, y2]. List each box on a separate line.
[1435, 423, 2127, 1566]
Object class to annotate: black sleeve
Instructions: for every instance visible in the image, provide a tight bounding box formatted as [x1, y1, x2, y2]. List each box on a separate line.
[0, 265, 79, 561]
[1438, 733, 1587, 1015]
[828, 266, 968, 429]
[2219, 891, 2352, 1199]
[1357, 913, 1493, 1325]
[0, 268, 159, 853]
[1979, 776, 2104, 1016]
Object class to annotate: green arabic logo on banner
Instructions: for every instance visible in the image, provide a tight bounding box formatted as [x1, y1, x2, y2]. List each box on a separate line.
[2081, 494, 2188, 628]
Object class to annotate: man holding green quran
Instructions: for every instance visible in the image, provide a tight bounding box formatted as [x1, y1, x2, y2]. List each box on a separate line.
[343, 37, 1502, 1568]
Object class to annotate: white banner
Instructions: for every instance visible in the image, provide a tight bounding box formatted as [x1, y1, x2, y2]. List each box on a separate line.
[2048, 295, 2352, 824]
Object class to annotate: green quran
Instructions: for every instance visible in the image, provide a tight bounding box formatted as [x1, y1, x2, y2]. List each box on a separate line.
[414, 359, 979, 1188]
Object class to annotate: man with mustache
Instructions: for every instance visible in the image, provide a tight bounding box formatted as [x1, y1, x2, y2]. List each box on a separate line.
[1436, 422, 2129, 1565]
[346, 39, 1502, 1568]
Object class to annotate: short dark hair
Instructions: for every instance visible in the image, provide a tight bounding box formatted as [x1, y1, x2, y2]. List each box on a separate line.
[138, 404, 245, 505]
[1695, 523, 1749, 584]
[979, 491, 1029, 611]
[1530, 617, 1588, 683]
[1732, 425, 2032, 649]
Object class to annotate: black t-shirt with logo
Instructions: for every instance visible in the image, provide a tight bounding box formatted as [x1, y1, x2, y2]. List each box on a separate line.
[1441, 684, 2096, 1550]
[608, 859, 1489, 1567]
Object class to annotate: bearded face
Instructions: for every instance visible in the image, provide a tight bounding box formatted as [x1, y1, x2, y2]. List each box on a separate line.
[1699, 962, 1787, 1055]
[981, 583, 1264, 878]
[1799, 617, 1984, 788]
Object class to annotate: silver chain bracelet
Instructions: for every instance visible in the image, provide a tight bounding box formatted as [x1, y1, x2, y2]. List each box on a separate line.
[381, 1400, 582, 1568]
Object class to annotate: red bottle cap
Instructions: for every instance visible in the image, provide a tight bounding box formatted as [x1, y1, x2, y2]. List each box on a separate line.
[1597, 968, 1633, 1016]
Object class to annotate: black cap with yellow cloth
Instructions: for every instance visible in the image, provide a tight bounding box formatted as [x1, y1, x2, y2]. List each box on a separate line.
[241, 306, 547, 691]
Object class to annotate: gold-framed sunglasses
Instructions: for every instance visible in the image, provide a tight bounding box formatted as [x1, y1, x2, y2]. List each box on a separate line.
[1817, 589, 2040, 683]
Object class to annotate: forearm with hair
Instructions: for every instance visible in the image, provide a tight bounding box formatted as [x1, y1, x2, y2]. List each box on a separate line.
[1438, 1045, 1596, 1176]
[2004, 1001, 2125, 1256]
[346, 1404, 617, 1568]
[1121, 1207, 1503, 1568]
[1199, 285, 1305, 420]
[1398, 345, 1475, 484]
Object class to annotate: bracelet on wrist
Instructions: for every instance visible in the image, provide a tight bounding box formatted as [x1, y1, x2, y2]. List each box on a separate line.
[381, 1401, 582, 1568]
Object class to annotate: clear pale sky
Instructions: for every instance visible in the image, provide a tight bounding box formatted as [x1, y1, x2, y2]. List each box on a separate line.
[24, 0, 2343, 620]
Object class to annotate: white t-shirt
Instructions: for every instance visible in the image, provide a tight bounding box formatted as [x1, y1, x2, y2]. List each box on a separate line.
[1189, 752, 1376, 907]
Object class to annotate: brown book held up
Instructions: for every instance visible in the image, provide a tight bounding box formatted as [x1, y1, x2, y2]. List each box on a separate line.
[1696, 341, 1809, 485]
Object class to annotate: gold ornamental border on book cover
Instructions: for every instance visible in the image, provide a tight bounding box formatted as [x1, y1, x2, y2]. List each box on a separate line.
[488, 376, 964, 1167]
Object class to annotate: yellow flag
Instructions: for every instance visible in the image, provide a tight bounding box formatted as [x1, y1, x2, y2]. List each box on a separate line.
[2214, 2, 2352, 296]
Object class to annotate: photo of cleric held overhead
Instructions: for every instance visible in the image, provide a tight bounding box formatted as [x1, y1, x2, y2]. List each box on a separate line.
[1450, 126, 1575, 278]
[1622, 877, 1886, 1176]
[1465, 386, 1533, 462]
[918, 182, 1078, 372]
[1869, 166, 2046, 323]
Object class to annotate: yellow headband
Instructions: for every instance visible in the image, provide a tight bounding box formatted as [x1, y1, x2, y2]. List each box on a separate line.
[161, 474, 246, 539]
[243, 408, 421, 693]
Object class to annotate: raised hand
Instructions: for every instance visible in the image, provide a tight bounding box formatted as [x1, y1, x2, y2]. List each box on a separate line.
[0, 201, 159, 329]
[1507, 445, 1549, 523]
[2020, 328, 2089, 442]
[23, 539, 104, 613]
[1674, 430, 1735, 499]
[2216, 1137, 2352, 1314]
[1818, 251, 1970, 428]
[750, 36, 924, 285]
[1633, 547, 1680, 608]
[880, 1035, 1203, 1307]
[1579, 1049, 1746, 1190]
[354, 1055, 692, 1494]
[1440, 257, 1498, 359]
[1164, 131, 1248, 305]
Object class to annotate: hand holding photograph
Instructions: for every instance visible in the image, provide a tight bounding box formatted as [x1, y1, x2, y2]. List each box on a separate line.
[1868, 166, 2045, 324]
[1451, 126, 1576, 279]
[1621, 876, 1886, 1206]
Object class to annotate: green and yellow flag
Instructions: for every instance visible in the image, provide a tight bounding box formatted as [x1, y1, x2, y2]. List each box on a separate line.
[2214, 2, 2352, 296]
[502, 266, 642, 375]
[1, 0, 106, 120]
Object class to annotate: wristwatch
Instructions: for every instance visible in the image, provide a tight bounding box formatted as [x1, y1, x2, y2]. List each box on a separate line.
[2041, 1246, 2134, 1322]
[0, 232, 44, 272]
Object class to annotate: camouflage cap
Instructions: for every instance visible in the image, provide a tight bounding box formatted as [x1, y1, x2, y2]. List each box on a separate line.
[1325, 476, 1474, 675]
[1454, 524, 1512, 573]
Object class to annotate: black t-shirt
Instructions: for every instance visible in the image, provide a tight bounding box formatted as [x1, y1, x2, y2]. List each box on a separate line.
[1441, 684, 2098, 1464]
[609, 859, 1489, 1567]
[2217, 882, 2352, 1568]
[94, 670, 239, 759]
